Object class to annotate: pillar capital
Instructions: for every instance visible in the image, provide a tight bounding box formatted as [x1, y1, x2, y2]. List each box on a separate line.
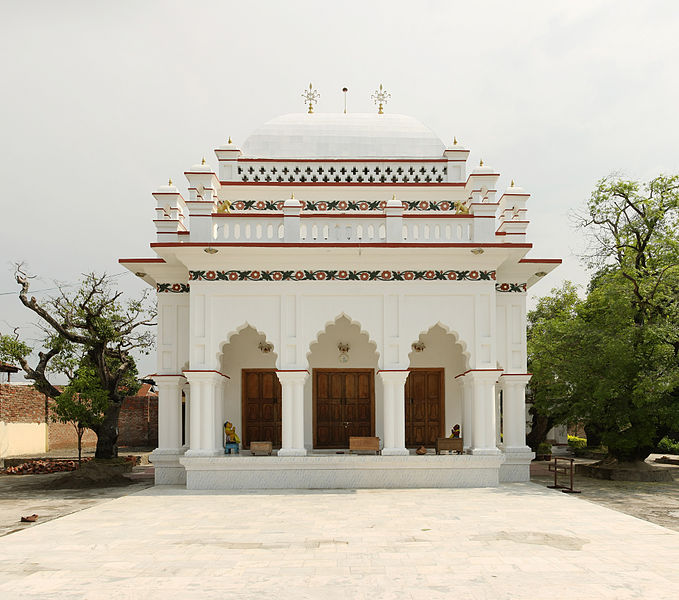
[154, 374, 187, 387]
[378, 369, 409, 386]
[462, 369, 503, 383]
[276, 369, 309, 384]
[499, 373, 532, 387]
[183, 370, 230, 385]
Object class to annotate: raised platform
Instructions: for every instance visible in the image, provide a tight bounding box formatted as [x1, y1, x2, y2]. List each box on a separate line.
[178, 454, 509, 490]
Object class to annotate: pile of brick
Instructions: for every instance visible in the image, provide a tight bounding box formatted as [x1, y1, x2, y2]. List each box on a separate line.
[2, 458, 93, 475]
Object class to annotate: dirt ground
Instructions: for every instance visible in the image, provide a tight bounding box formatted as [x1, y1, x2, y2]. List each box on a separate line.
[531, 453, 679, 532]
[0, 449, 153, 537]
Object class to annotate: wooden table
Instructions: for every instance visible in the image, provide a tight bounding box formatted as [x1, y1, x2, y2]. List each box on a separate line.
[436, 438, 463, 454]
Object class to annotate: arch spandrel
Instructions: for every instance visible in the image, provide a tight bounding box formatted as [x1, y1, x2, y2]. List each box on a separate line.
[306, 313, 380, 368]
[215, 321, 280, 369]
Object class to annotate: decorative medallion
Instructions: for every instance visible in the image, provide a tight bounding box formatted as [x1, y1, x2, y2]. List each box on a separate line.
[495, 282, 527, 293]
[157, 283, 190, 293]
[189, 269, 496, 282]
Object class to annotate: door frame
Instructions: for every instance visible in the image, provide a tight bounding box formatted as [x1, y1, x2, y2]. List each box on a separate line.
[241, 368, 282, 450]
[312, 368, 376, 449]
[405, 367, 446, 447]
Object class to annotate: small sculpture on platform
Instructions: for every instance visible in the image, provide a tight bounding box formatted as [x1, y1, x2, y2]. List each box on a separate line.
[449, 424, 461, 439]
[224, 421, 241, 455]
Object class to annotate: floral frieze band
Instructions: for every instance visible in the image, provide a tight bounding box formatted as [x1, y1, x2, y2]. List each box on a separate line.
[189, 269, 496, 282]
[229, 199, 458, 212]
[495, 282, 527, 293]
[157, 283, 190, 293]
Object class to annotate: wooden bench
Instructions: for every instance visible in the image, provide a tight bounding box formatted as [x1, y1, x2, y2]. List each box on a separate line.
[249, 441, 273, 456]
[436, 437, 464, 454]
[350, 436, 381, 455]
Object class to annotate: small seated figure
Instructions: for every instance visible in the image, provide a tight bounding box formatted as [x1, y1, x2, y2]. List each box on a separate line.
[224, 421, 241, 455]
[449, 424, 461, 439]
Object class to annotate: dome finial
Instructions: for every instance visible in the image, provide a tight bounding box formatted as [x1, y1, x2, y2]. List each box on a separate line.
[371, 83, 391, 114]
[168, 178, 173, 186]
[201, 157, 206, 165]
[302, 83, 320, 114]
[511, 179, 515, 187]
[290, 192, 295, 200]
[228, 136, 232, 144]
[453, 136, 458, 145]
[479, 158, 484, 167]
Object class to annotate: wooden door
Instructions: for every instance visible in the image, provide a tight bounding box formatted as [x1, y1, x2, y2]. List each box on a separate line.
[242, 369, 282, 449]
[405, 369, 444, 447]
[314, 369, 374, 448]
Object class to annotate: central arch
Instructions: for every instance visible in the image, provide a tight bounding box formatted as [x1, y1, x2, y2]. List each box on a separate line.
[307, 315, 380, 449]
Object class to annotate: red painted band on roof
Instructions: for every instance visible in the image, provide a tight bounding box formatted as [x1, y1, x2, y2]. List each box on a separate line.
[182, 369, 230, 379]
[150, 242, 533, 249]
[119, 258, 166, 263]
[518, 258, 562, 264]
[454, 368, 504, 378]
[219, 181, 465, 187]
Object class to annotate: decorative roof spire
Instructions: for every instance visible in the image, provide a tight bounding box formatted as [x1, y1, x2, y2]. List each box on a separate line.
[371, 83, 391, 114]
[302, 83, 320, 114]
[511, 179, 515, 187]
[168, 178, 173, 186]
[453, 137, 458, 145]
[201, 157, 206, 165]
[228, 136, 232, 144]
[479, 158, 484, 166]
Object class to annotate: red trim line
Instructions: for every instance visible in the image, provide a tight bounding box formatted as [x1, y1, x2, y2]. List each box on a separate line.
[236, 158, 450, 163]
[219, 181, 465, 187]
[119, 258, 166, 264]
[150, 242, 533, 249]
[454, 368, 504, 378]
[519, 258, 562, 264]
[182, 369, 230, 379]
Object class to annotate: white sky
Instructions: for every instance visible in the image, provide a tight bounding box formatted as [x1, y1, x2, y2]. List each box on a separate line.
[1, 0, 678, 380]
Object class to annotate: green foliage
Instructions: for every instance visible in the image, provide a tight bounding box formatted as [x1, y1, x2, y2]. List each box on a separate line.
[657, 437, 679, 455]
[529, 174, 679, 463]
[0, 335, 32, 363]
[537, 442, 552, 455]
[568, 435, 587, 450]
[53, 360, 109, 430]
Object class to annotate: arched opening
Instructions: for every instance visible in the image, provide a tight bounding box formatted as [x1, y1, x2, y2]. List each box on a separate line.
[406, 324, 468, 448]
[219, 326, 278, 450]
[307, 315, 380, 449]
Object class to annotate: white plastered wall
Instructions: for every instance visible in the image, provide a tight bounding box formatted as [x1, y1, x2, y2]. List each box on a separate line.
[495, 293, 527, 372]
[157, 292, 190, 374]
[0, 422, 48, 458]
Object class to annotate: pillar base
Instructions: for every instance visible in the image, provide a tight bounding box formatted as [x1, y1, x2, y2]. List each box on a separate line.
[149, 448, 187, 485]
[500, 448, 534, 482]
[381, 448, 409, 456]
[183, 449, 224, 458]
[471, 447, 502, 456]
[277, 448, 307, 457]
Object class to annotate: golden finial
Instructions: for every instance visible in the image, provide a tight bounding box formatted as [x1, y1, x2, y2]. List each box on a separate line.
[201, 157, 206, 165]
[290, 193, 295, 200]
[392, 193, 396, 201]
[228, 136, 232, 144]
[453, 137, 458, 145]
[302, 83, 320, 114]
[371, 83, 391, 114]
[511, 179, 515, 187]
[168, 178, 173, 186]
[479, 158, 484, 166]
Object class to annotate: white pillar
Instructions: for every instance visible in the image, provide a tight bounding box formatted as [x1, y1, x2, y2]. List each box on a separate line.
[277, 370, 308, 456]
[460, 375, 473, 452]
[499, 374, 532, 453]
[182, 384, 190, 448]
[379, 370, 409, 456]
[183, 371, 229, 456]
[156, 375, 185, 451]
[468, 370, 502, 455]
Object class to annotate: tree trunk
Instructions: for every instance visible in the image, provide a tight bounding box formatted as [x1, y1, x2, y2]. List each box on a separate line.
[77, 426, 83, 465]
[94, 401, 122, 459]
[526, 409, 554, 451]
[584, 422, 604, 448]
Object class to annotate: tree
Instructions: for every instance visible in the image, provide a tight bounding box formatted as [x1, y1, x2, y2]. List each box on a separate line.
[528, 175, 679, 463]
[0, 269, 155, 459]
[52, 360, 111, 464]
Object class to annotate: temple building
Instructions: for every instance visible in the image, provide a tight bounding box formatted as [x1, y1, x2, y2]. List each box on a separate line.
[120, 86, 560, 489]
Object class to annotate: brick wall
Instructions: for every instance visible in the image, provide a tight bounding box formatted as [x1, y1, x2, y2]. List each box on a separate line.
[0, 383, 158, 450]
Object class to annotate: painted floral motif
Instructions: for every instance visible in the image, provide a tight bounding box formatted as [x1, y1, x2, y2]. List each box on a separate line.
[157, 283, 190, 293]
[189, 269, 496, 282]
[495, 282, 527, 293]
[227, 199, 458, 212]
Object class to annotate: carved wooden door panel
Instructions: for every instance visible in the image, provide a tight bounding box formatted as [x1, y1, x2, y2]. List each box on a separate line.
[242, 370, 282, 449]
[315, 370, 374, 448]
[405, 369, 444, 447]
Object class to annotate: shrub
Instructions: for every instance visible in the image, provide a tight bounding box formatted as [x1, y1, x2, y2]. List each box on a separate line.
[568, 435, 587, 450]
[537, 442, 552, 455]
[657, 437, 679, 455]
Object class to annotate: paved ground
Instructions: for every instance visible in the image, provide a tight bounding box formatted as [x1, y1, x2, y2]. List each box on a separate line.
[0, 484, 678, 599]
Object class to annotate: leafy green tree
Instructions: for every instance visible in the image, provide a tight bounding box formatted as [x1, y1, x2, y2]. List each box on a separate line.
[52, 360, 111, 464]
[0, 269, 154, 459]
[528, 175, 679, 463]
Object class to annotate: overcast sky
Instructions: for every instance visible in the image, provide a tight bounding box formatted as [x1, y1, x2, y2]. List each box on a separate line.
[1, 0, 678, 380]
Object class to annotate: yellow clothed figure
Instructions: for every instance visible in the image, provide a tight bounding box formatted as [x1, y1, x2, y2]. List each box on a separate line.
[224, 421, 241, 444]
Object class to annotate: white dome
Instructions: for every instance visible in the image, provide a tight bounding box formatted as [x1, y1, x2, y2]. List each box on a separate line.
[241, 113, 446, 159]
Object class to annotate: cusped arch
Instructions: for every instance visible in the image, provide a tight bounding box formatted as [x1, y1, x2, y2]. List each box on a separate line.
[306, 312, 380, 366]
[216, 321, 279, 367]
[407, 321, 471, 372]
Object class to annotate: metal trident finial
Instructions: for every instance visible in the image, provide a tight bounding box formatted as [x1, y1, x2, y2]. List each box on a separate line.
[302, 83, 320, 114]
[371, 83, 391, 114]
